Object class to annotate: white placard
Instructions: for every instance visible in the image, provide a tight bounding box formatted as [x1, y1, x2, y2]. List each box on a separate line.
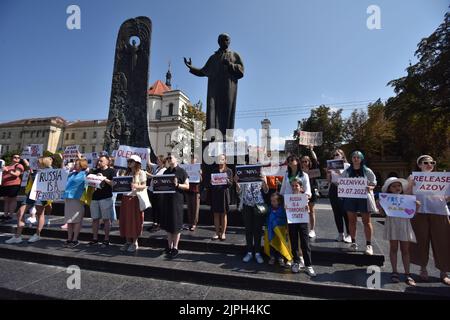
[379, 193, 417, 219]
[21, 171, 30, 187]
[84, 152, 99, 169]
[86, 174, 106, 189]
[211, 172, 228, 186]
[63, 145, 80, 161]
[307, 168, 321, 179]
[337, 177, 368, 199]
[179, 164, 201, 183]
[412, 172, 450, 196]
[114, 145, 151, 169]
[261, 164, 287, 176]
[29, 169, 69, 201]
[298, 131, 323, 146]
[284, 193, 310, 224]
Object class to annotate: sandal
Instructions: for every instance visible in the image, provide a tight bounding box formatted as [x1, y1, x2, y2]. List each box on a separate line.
[211, 235, 219, 240]
[390, 272, 400, 283]
[220, 234, 226, 241]
[189, 226, 196, 231]
[441, 275, 450, 286]
[405, 274, 416, 287]
[419, 270, 429, 282]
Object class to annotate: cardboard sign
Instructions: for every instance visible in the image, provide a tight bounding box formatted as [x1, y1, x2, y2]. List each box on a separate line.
[307, 168, 321, 179]
[112, 176, 133, 194]
[86, 174, 106, 189]
[337, 177, 368, 199]
[412, 172, 450, 196]
[179, 164, 201, 183]
[284, 193, 310, 224]
[327, 159, 345, 170]
[114, 145, 151, 169]
[298, 131, 322, 146]
[379, 193, 417, 219]
[29, 169, 69, 201]
[211, 172, 229, 186]
[152, 174, 176, 194]
[21, 144, 43, 170]
[63, 145, 80, 161]
[236, 165, 262, 184]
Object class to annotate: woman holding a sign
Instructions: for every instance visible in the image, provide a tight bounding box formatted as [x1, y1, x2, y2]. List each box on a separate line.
[0, 154, 24, 222]
[326, 149, 351, 243]
[63, 158, 89, 248]
[118, 155, 150, 253]
[210, 154, 233, 241]
[407, 155, 450, 285]
[160, 155, 189, 259]
[341, 151, 377, 255]
[300, 146, 320, 239]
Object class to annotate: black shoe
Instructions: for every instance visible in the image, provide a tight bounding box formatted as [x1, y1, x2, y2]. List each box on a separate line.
[169, 248, 179, 259]
[101, 240, 110, 247]
[88, 240, 99, 246]
[69, 240, 80, 248]
[163, 247, 171, 255]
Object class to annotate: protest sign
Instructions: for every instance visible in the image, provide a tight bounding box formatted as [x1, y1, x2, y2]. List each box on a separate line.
[179, 164, 201, 183]
[152, 174, 176, 194]
[112, 176, 133, 194]
[211, 172, 229, 186]
[284, 193, 310, 224]
[114, 145, 150, 169]
[261, 164, 287, 177]
[86, 174, 106, 189]
[379, 193, 417, 219]
[307, 168, 321, 179]
[327, 159, 345, 170]
[29, 169, 69, 201]
[298, 131, 322, 146]
[63, 145, 80, 161]
[236, 164, 262, 184]
[337, 177, 368, 199]
[412, 172, 450, 196]
[21, 171, 30, 187]
[284, 140, 297, 154]
[21, 144, 43, 170]
[84, 152, 99, 169]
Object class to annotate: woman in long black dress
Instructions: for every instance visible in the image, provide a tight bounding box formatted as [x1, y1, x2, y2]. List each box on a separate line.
[210, 154, 233, 241]
[160, 155, 189, 259]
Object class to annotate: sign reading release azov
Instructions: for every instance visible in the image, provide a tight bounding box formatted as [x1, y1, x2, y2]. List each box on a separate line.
[29, 169, 69, 201]
[337, 177, 368, 199]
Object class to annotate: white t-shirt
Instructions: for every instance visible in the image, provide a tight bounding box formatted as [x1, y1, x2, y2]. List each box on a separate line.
[280, 170, 312, 197]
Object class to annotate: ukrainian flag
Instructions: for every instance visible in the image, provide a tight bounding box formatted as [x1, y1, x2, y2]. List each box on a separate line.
[264, 207, 293, 261]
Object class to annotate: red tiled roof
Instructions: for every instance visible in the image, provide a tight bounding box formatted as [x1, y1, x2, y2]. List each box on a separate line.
[66, 120, 107, 128]
[148, 80, 171, 96]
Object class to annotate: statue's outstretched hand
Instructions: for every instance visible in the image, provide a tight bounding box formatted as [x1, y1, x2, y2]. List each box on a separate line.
[184, 57, 192, 69]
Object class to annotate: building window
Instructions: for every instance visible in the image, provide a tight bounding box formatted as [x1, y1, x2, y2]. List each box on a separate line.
[81, 146, 85, 153]
[165, 133, 171, 146]
[91, 146, 96, 152]
[30, 131, 34, 138]
[93, 131, 97, 139]
[168, 103, 174, 116]
[155, 109, 162, 120]
[71, 133, 75, 140]
[66, 133, 69, 140]
[5, 145, 9, 152]
[83, 132, 87, 139]
[2, 132, 6, 139]
[36, 131, 40, 138]
[7, 132, 11, 139]
[20, 132, 23, 138]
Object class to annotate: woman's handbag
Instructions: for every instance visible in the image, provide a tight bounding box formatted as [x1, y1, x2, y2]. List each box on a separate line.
[255, 203, 269, 217]
[367, 190, 379, 214]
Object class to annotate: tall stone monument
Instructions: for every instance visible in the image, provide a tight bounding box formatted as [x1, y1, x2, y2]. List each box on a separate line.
[104, 16, 156, 162]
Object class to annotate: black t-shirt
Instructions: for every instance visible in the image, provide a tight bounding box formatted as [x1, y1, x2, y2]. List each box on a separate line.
[91, 167, 115, 200]
[164, 166, 188, 195]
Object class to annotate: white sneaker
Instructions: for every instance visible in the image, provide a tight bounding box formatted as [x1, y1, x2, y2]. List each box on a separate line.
[28, 234, 40, 243]
[306, 266, 317, 277]
[242, 252, 253, 263]
[255, 253, 264, 264]
[291, 263, 300, 273]
[344, 235, 352, 243]
[5, 236, 22, 244]
[364, 245, 373, 255]
[350, 243, 358, 251]
[285, 260, 293, 268]
[127, 243, 138, 253]
[26, 216, 37, 225]
[309, 230, 316, 238]
[299, 257, 305, 268]
[336, 234, 344, 242]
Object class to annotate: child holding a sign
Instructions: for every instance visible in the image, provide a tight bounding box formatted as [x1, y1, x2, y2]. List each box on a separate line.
[407, 155, 450, 286]
[286, 178, 316, 277]
[378, 177, 418, 286]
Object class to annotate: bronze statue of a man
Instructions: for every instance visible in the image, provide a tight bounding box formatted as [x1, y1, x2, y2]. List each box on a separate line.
[184, 33, 244, 139]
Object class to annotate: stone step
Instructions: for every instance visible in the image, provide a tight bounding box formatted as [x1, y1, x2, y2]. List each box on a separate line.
[0, 235, 445, 300]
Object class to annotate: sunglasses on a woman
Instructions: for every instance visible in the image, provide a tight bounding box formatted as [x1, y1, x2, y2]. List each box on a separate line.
[422, 161, 436, 165]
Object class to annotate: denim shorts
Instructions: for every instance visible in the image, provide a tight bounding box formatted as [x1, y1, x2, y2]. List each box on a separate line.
[343, 198, 368, 213]
[90, 197, 114, 220]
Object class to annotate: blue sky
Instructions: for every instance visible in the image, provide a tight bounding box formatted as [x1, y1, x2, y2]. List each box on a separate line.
[0, 0, 448, 148]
